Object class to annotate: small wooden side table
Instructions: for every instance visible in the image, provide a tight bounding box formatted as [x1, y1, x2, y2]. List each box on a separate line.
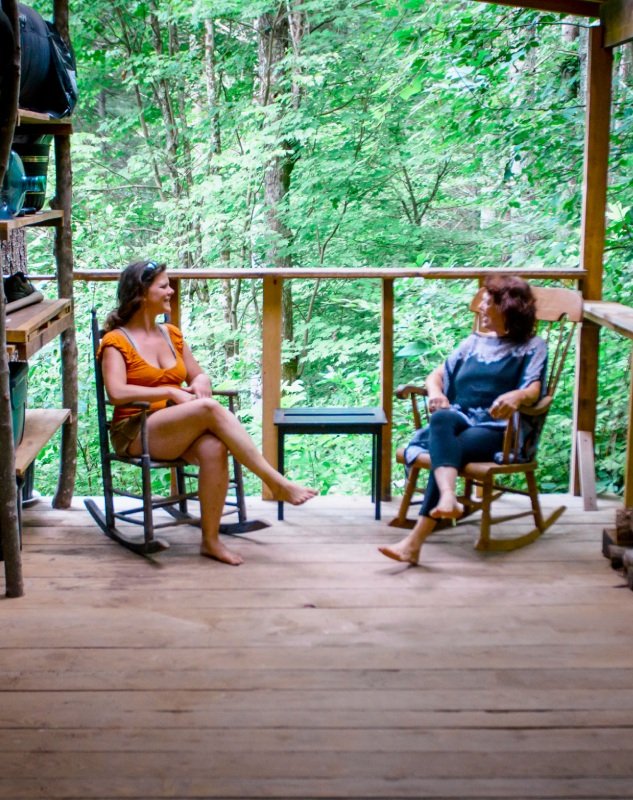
[273, 406, 388, 521]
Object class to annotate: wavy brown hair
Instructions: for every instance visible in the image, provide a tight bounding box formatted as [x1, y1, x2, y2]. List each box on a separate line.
[483, 275, 536, 344]
[104, 260, 167, 331]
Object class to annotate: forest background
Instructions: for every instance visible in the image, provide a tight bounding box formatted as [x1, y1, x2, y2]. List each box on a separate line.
[22, 0, 633, 499]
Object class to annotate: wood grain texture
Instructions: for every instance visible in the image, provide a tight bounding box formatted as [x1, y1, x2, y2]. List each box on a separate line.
[601, 0, 633, 46]
[0, 494, 631, 799]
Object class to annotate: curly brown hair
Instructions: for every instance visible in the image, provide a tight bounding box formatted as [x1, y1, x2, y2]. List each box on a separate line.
[483, 275, 536, 344]
[104, 260, 167, 331]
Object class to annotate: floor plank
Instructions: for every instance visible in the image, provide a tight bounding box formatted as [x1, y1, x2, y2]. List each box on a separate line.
[0, 493, 632, 799]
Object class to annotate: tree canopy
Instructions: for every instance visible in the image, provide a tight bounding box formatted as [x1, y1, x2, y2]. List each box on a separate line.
[20, 0, 633, 497]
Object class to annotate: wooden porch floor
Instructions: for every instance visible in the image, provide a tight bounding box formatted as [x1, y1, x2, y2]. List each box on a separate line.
[2, 493, 633, 799]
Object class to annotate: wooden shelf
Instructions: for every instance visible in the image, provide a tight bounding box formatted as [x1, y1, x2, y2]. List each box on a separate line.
[584, 300, 633, 340]
[0, 210, 64, 241]
[15, 408, 70, 478]
[6, 298, 73, 360]
[15, 109, 73, 136]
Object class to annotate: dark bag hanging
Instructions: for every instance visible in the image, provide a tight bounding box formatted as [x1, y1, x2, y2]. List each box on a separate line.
[16, 3, 51, 109]
[43, 20, 77, 118]
[4, 3, 77, 117]
[0, 6, 15, 121]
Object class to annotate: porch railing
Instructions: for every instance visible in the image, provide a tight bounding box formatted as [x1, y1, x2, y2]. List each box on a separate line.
[72, 267, 585, 500]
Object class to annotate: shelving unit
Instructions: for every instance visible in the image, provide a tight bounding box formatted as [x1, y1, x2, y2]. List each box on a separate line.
[15, 108, 72, 135]
[5, 297, 72, 360]
[0, 210, 64, 241]
[2, 108, 74, 526]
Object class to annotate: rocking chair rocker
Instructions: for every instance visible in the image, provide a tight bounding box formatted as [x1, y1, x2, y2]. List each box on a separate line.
[389, 285, 583, 552]
[84, 308, 268, 556]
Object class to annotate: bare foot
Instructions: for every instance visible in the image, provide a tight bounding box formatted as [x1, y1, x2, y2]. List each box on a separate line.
[430, 491, 463, 520]
[200, 540, 244, 566]
[378, 539, 420, 565]
[274, 479, 318, 506]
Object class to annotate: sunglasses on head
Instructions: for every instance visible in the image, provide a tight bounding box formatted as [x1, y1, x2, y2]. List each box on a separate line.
[141, 261, 159, 281]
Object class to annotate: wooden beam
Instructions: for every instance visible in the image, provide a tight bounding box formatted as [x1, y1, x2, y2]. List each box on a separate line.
[601, 0, 633, 46]
[380, 279, 394, 502]
[580, 26, 613, 299]
[572, 25, 613, 495]
[584, 300, 633, 338]
[261, 276, 283, 500]
[471, 0, 603, 18]
[51, 131, 78, 510]
[168, 277, 181, 329]
[72, 267, 586, 282]
[626, 348, 633, 507]
[576, 430, 598, 510]
[0, 0, 23, 599]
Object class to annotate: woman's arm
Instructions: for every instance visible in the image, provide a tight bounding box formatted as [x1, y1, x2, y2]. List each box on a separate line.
[182, 342, 212, 398]
[425, 364, 450, 413]
[101, 346, 192, 406]
[490, 381, 541, 420]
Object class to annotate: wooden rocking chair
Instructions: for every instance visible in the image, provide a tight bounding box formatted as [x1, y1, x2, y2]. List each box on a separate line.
[84, 309, 268, 556]
[389, 285, 583, 551]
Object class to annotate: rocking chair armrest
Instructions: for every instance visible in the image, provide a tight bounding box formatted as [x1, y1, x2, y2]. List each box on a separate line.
[395, 383, 428, 400]
[395, 384, 429, 430]
[517, 395, 552, 417]
[497, 396, 553, 464]
[213, 389, 238, 398]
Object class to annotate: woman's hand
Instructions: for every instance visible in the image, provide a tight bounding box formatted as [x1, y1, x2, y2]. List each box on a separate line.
[188, 373, 212, 399]
[428, 394, 450, 413]
[489, 390, 524, 420]
[426, 365, 448, 413]
[169, 386, 198, 404]
[490, 381, 541, 420]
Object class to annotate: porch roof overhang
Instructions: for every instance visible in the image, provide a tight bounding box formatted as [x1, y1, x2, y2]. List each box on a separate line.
[474, 0, 633, 48]
[473, 0, 604, 16]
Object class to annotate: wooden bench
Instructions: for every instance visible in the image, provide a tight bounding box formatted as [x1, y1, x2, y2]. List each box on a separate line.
[1, 409, 70, 560]
[15, 408, 70, 479]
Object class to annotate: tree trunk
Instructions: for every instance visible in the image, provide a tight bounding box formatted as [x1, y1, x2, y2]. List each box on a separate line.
[0, 0, 23, 598]
[204, 18, 240, 361]
[113, 8, 165, 199]
[0, 230, 27, 275]
[204, 19, 222, 158]
[257, 10, 298, 382]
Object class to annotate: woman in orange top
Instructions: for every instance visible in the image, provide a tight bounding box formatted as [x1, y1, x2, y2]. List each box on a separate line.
[99, 260, 317, 566]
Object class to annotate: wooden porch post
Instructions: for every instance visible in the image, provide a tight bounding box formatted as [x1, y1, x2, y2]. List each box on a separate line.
[168, 277, 181, 329]
[51, 132, 77, 509]
[0, 0, 22, 596]
[262, 276, 283, 500]
[626, 347, 633, 508]
[571, 24, 612, 494]
[51, 0, 77, 509]
[380, 278, 394, 501]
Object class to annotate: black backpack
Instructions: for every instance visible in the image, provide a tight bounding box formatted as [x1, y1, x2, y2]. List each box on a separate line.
[1, 3, 78, 118]
[0, 5, 15, 122]
[43, 18, 77, 118]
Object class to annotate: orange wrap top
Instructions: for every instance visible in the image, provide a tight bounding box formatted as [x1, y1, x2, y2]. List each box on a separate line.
[97, 323, 188, 423]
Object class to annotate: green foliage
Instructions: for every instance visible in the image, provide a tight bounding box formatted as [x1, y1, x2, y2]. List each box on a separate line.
[22, 1, 633, 499]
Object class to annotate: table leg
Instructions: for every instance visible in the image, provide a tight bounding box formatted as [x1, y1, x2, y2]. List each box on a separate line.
[375, 429, 382, 520]
[277, 430, 284, 521]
